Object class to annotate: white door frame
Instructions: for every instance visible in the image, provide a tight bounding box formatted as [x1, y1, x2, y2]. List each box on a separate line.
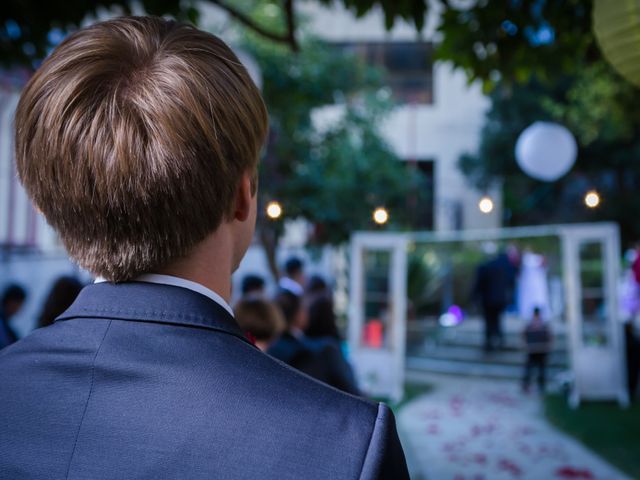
[349, 223, 628, 406]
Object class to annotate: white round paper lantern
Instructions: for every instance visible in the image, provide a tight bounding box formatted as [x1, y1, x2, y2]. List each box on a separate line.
[515, 122, 577, 182]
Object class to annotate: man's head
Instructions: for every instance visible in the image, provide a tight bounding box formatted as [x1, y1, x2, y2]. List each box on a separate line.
[15, 17, 268, 282]
[2, 284, 27, 319]
[274, 290, 307, 332]
[234, 297, 284, 351]
[284, 257, 304, 285]
[241, 274, 266, 297]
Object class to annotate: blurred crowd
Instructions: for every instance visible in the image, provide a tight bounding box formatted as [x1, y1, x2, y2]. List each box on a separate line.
[0, 257, 360, 396]
[235, 257, 360, 396]
[0, 276, 83, 350]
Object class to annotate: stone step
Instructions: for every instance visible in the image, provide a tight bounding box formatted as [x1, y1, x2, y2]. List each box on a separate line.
[407, 345, 567, 368]
[406, 356, 568, 381]
[408, 337, 567, 356]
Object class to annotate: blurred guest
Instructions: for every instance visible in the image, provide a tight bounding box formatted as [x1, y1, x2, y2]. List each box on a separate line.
[269, 290, 360, 395]
[305, 275, 340, 339]
[37, 276, 84, 329]
[473, 250, 517, 352]
[632, 243, 640, 285]
[278, 256, 305, 296]
[621, 248, 640, 401]
[240, 274, 266, 299]
[518, 250, 551, 321]
[625, 320, 640, 401]
[235, 297, 285, 351]
[0, 284, 27, 349]
[306, 275, 359, 392]
[522, 307, 552, 393]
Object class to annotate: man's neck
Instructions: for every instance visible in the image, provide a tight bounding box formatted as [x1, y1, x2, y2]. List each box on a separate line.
[159, 230, 235, 303]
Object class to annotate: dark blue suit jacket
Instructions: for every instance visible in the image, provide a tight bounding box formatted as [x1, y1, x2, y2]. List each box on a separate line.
[0, 282, 408, 479]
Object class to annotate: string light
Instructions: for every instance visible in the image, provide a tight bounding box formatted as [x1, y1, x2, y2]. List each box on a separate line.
[584, 191, 601, 209]
[373, 207, 389, 225]
[266, 201, 283, 219]
[478, 196, 494, 214]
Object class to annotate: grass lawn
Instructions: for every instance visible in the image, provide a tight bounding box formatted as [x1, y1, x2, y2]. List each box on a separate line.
[544, 395, 640, 479]
[388, 382, 434, 414]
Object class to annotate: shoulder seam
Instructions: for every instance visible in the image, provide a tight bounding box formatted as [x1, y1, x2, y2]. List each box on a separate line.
[64, 319, 113, 480]
[358, 402, 385, 479]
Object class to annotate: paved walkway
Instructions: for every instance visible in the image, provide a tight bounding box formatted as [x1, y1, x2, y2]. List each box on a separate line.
[397, 374, 630, 480]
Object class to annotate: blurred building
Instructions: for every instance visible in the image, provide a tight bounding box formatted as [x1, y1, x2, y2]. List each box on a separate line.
[304, 2, 500, 231]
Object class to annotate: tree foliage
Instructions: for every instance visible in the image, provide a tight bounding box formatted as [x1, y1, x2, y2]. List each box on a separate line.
[1, 0, 431, 66]
[448, 1, 640, 243]
[460, 64, 640, 243]
[436, 0, 596, 92]
[243, 28, 428, 274]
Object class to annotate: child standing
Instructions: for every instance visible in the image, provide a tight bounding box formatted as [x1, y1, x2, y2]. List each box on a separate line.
[522, 307, 552, 393]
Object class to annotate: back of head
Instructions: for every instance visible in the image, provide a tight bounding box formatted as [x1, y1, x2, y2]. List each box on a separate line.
[2, 284, 27, 314]
[307, 275, 327, 295]
[306, 296, 340, 340]
[241, 274, 266, 297]
[274, 289, 302, 329]
[284, 257, 304, 278]
[234, 298, 284, 343]
[15, 16, 268, 282]
[38, 276, 84, 328]
[532, 306, 542, 320]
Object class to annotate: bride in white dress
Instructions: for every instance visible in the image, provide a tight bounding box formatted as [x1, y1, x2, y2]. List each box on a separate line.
[518, 250, 551, 321]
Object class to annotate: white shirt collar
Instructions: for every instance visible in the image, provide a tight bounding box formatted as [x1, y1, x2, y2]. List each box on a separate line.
[95, 273, 234, 318]
[278, 277, 304, 296]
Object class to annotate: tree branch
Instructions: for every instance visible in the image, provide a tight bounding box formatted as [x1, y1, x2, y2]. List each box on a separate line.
[283, 0, 298, 51]
[208, 0, 298, 51]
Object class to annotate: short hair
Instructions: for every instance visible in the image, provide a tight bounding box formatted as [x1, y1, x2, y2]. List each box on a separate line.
[274, 289, 302, 327]
[284, 257, 303, 277]
[307, 296, 340, 339]
[533, 306, 542, 317]
[234, 298, 284, 342]
[307, 274, 327, 294]
[15, 16, 268, 282]
[241, 274, 265, 296]
[2, 284, 27, 307]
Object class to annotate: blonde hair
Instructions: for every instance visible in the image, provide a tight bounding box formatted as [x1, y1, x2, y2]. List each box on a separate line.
[15, 16, 268, 281]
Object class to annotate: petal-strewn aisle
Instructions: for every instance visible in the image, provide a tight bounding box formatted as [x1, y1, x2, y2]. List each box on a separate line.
[397, 374, 629, 480]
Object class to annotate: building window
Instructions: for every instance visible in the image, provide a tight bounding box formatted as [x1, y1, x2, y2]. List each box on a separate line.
[339, 42, 434, 104]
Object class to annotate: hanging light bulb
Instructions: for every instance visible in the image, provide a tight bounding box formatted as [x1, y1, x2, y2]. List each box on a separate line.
[266, 201, 283, 219]
[478, 196, 494, 214]
[584, 191, 601, 209]
[373, 207, 389, 225]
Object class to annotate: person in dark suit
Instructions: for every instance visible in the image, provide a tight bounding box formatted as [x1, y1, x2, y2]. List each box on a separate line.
[269, 289, 361, 396]
[0, 16, 408, 479]
[473, 251, 518, 352]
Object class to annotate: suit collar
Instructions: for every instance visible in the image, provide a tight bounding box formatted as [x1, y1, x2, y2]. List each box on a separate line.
[57, 282, 253, 347]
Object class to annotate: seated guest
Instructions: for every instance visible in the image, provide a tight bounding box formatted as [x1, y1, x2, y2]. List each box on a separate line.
[37, 276, 84, 328]
[234, 297, 284, 351]
[240, 273, 266, 299]
[0, 16, 407, 479]
[0, 284, 26, 349]
[269, 290, 360, 395]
